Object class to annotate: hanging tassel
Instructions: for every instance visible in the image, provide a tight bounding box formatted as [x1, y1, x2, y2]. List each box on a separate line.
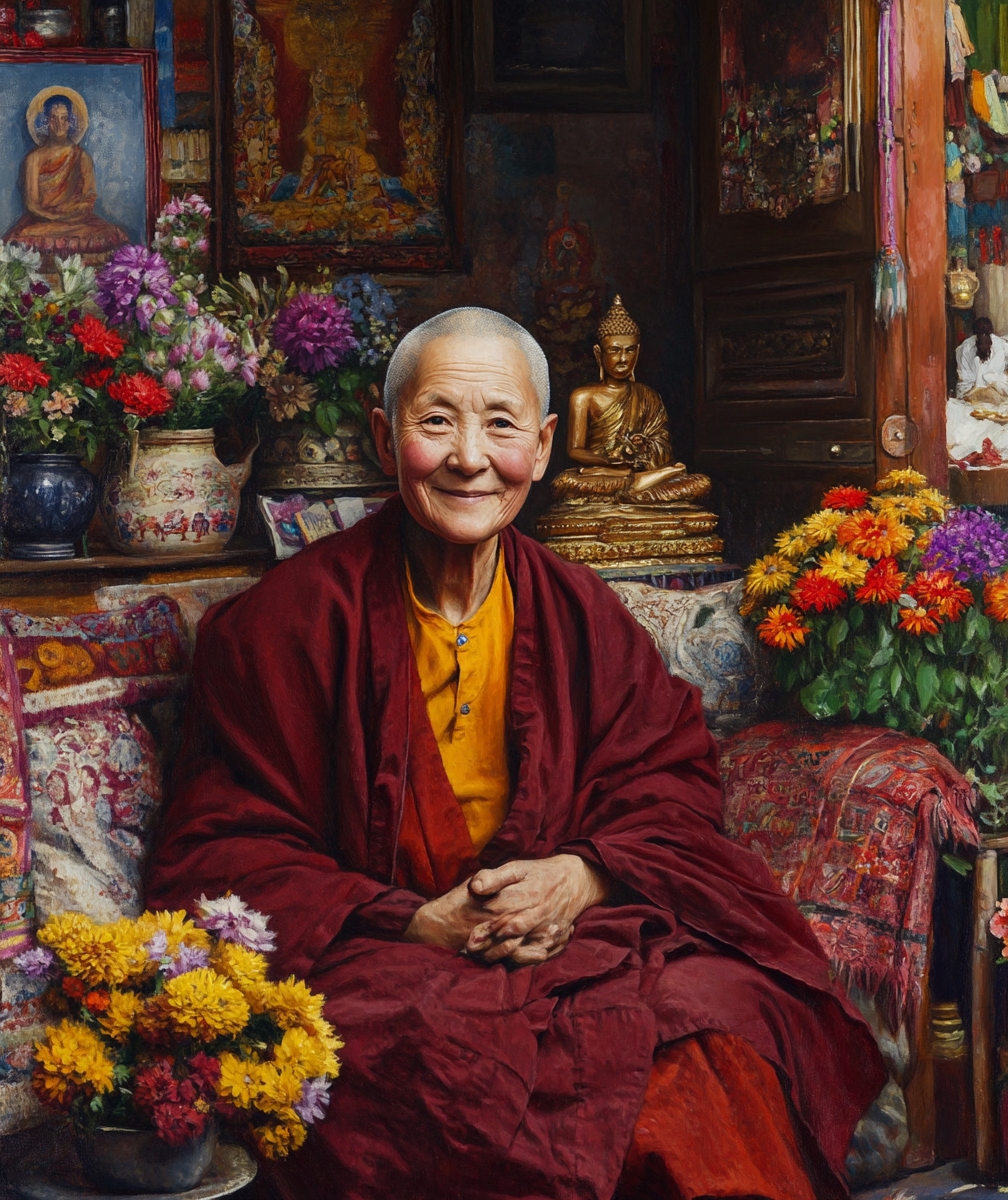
[875, 0, 908, 325]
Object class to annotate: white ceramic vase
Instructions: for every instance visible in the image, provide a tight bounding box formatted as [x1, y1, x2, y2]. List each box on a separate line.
[100, 429, 255, 557]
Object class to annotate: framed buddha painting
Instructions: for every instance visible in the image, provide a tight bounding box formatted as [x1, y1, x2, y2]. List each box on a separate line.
[0, 49, 160, 272]
[214, 0, 464, 272]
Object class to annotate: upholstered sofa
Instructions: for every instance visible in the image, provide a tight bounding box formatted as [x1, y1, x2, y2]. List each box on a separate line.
[0, 568, 979, 1190]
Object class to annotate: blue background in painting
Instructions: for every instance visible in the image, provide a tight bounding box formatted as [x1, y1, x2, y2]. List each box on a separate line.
[0, 61, 147, 245]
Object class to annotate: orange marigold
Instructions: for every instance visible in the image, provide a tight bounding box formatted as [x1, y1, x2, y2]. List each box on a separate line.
[790, 570, 847, 613]
[985, 576, 1008, 622]
[898, 606, 942, 636]
[836, 511, 913, 559]
[854, 557, 906, 605]
[821, 485, 870, 511]
[756, 605, 810, 651]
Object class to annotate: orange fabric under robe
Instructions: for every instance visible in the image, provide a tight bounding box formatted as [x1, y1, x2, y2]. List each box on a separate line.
[404, 564, 818, 1200]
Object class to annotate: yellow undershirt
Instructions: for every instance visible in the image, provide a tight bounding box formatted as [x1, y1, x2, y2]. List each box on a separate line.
[403, 549, 514, 853]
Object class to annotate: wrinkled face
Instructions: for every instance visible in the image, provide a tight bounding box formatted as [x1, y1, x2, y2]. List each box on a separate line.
[595, 334, 639, 381]
[372, 334, 556, 546]
[47, 104, 70, 142]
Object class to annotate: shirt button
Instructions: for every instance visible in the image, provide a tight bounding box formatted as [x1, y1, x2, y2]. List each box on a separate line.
[460, 703, 471, 715]
[457, 634, 468, 647]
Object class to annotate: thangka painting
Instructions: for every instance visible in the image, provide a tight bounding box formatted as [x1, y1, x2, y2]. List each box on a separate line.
[223, 0, 460, 270]
[718, 0, 845, 220]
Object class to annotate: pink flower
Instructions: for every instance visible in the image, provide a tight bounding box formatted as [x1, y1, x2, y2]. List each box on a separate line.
[164, 369, 183, 393]
[241, 356, 258, 386]
[991, 898, 1008, 942]
[195, 237, 209, 253]
[4, 392, 28, 418]
[185, 296, 199, 317]
[171, 236, 190, 251]
[168, 344, 187, 366]
[190, 369, 211, 393]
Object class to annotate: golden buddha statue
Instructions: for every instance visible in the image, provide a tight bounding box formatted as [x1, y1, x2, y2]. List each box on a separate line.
[538, 296, 722, 567]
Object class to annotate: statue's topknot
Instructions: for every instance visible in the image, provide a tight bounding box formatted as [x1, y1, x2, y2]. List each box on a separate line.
[596, 295, 640, 341]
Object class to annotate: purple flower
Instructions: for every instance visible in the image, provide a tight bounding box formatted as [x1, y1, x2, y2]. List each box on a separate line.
[95, 245, 176, 330]
[184, 295, 199, 318]
[190, 368, 211, 393]
[13, 945, 54, 979]
[241, 356, 258, 386]
[273, 292, 357, 375]
[294, 1077, 331, 1124]
[163, 943, 211, 979]
[195, 893, 276, 953]
[164, 368, 183, 393]
[144, 930, 168, 960]
[922, 507, 1008, 581]
[168, 344, 188, 366]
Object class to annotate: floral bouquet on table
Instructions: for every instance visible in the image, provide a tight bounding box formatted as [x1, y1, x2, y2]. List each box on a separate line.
[95, 222, 259, 437]
[13, 895, 341, 1160]
[212, 270, 399, 469]
[0, 245, 122, 459]
[743, 468, 1008, 828]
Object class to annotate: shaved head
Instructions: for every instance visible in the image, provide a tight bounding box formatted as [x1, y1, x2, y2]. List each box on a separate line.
[384, 307, 550, 427]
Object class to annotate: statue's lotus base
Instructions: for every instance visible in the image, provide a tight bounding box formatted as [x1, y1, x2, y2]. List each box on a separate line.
[537, 500, 723, 568]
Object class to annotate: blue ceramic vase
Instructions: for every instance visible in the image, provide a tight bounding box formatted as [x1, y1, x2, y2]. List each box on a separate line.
[4, 453, 97, 560]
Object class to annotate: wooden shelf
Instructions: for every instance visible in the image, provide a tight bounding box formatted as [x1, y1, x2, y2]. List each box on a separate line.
[0, 545, 269, 576]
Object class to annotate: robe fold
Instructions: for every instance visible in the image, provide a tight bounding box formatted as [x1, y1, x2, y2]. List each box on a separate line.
[147, 495, 885, 1200]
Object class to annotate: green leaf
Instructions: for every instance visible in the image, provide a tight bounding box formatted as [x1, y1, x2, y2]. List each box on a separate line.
[800, 676, 834, 720]
[942, 853, 975, 876]
[977, 613, 992, 641]
[971, 675, 989, 701]
[849, 605, 864, 631]
[916, 662, 939, 711]
[890, 664, 903, 698]
[868, 645, 894, 669]
[827, 617, 849, 652]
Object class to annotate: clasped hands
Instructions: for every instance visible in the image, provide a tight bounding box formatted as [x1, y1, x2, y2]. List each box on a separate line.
[404, 854, 610, 966]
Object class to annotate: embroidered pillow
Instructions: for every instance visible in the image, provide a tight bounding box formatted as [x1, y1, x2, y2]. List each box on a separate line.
[2, 597, 189, 726]
[26, 708, 163, 924]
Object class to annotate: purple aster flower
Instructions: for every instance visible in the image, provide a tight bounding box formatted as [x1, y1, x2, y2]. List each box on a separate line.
[294, 1076, 331, 1124]
[168, 344, 188, 366]
[191, 315, 234, 363]
[13, 945, 54, 979]
[241, 355, 258, 386]
[922, 507, 1008, 581]
[195, 893, 276, 953]
[163, 943, 211, 979]
[273, 292, 358, 375]
[95, 245, 176, 330]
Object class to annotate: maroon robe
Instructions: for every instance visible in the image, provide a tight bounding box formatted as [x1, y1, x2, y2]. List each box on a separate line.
[147, 496, 886, 1200]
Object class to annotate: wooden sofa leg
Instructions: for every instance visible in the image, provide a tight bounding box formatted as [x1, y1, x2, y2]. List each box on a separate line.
[973, 848, 1000, 1177]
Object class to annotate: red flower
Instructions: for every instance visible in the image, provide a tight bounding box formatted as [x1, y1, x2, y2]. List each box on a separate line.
[187, 1052, 221, 1098]
[790, 570, 847, 613]
[0, 352, 50, 392]
[908, 569, 974, 622]
[898, 606, 942, 636]
[134, 1059, 209, 1146]
[855, 557, 906, 605]
[84, 989, 110, 1014]
[821, 485, 870, 511]
[61, 976, 85, 1001]
[71, 313, 125, 360]
[108, 372, 174, 419]
[81, 367, 114, 390]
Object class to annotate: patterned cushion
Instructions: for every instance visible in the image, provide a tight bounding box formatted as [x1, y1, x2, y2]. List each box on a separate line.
[26, 709, 163, 924]
[718, 721, 978, 1023]
[2, 597, 189, 726]
[609, 579, 765, 730]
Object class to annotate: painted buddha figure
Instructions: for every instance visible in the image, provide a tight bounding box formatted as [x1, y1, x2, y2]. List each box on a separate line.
[3, 89, 129, 268]
[550, 297, 711, 505]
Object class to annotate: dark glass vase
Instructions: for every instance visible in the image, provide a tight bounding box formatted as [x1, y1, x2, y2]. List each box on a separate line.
[4, 453, 96, 560]
[74, 1124, 217, 1193]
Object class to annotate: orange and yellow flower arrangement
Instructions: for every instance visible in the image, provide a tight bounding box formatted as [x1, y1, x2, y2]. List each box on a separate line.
[743, 469, 1008, 825]
[12, 895, 341, 1159]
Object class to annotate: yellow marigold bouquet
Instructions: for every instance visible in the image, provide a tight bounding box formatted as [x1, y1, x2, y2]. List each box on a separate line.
[743, 469, 1008, 826]
[13, 895, 341, 1160]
